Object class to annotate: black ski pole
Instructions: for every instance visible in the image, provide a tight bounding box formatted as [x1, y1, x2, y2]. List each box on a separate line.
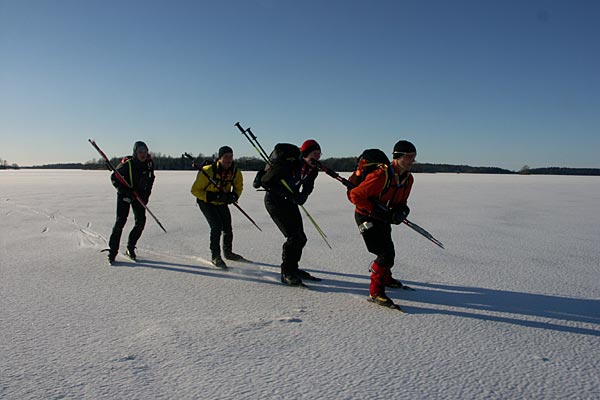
[89, 139, 167, 233]
[183, 152, 262, 232]
[314, 160, 444, 249]
[234, 122, 270, 163]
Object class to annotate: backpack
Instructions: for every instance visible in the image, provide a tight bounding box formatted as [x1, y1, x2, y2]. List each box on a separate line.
[348, 149, 391, 191]
[252, 143, 300, 190]
[269, 143, 301, 164]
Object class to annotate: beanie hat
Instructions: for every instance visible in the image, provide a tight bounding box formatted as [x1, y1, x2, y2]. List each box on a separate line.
[300, 139, 321, 157]
[218, 145, 233, 158]
[133, 141, 148, 154]
[392, 140, 416, 159]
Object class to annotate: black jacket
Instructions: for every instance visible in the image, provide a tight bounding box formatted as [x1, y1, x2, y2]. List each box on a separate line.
[111, 155, 155, 201]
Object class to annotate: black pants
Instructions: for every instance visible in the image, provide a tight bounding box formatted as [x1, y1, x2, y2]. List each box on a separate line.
[355, 212, 395, 267]
[265, 192, 307, 275]
[197, 199, 233, 258]
[108, 194, 147, 256]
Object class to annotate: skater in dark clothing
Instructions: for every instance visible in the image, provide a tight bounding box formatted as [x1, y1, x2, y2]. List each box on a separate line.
[191, 146, 244, 268]
[107, 141, 155, 264]
[260, 140, 322, 286]
[347, 140, 416, 308]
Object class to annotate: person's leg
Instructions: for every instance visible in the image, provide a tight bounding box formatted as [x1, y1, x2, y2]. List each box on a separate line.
[198, 200, 226, 267]
[219, 205, 244, 260]
[265, 194, 305, 284]
[108, 196, 131, 261]
[126, 201, 147, 258]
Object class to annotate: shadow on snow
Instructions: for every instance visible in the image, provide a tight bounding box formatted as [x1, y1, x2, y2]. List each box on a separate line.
[118, 258, 600, 337]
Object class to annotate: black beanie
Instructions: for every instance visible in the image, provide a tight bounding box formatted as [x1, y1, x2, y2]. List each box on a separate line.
[218, 146, 233, 158]
[133, 141, 148, 154]
[392, 140, 416, 159]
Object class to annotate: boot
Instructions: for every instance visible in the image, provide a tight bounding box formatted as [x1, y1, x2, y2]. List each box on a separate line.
[297, 269, 321, 282]
[368, 293, 397, 307]
[125, 246, 137, 261]
[383, 268, 414, 290]
[102, 248, 117, 265]
[367, 293, 402, 310]
[211, 255, 228, 269]
[281, 271, 303, 286]
[223, 251, 244, 261]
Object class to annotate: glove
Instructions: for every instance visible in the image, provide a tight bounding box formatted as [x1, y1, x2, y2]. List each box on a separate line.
[370, 203, 392, 222]
[391, 204, 410, 225]
[206, 192, 224, 203]
[224, 192, 238, 204]
[291, 193, 308, 205]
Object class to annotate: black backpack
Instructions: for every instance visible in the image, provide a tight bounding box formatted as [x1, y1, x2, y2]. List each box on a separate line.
[348, 149, 391, 190]
[252, 143, 300, 189]
[269, 143, 301, 163]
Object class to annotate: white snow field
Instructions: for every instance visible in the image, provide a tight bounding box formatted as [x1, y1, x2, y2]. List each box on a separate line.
[1, 170, 599, 399]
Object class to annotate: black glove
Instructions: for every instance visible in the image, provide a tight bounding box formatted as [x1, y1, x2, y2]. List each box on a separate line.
[391, 204, 410, 225]
[206, 192, 224, 203]
[224, 192, 238, 204]
[370, 203, 392, 222]
[292, 193, 308, 205]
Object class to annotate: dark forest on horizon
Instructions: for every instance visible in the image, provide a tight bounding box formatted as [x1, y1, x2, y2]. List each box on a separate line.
[2, 154, 599, 176]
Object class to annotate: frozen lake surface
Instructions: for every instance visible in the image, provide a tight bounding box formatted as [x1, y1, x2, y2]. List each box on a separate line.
[1, 170, 599, 399]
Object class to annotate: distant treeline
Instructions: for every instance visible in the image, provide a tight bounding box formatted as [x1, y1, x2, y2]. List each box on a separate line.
[19, 155, 600, 176]
[518, 167, 600, 176]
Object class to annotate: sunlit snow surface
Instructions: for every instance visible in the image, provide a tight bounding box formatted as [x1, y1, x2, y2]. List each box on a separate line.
[1, 170, 599, 399]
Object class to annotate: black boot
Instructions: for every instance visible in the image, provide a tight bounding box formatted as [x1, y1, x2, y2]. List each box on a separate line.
[211, 255, 228, 269]
[224, 251, 244, 261]
[125, 246, 137, 261]
[102, 248, 117, 265]
[297, 269, 321, 282]
[281, 271, 303, 286]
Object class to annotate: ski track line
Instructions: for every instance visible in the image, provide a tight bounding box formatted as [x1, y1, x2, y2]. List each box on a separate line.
[2, 198, 108, 248]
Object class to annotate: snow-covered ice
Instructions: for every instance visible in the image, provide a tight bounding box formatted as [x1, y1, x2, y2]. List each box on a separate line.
[1, 170, 599, 399]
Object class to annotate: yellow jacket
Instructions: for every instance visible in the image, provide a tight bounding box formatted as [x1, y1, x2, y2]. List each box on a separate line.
[191, 161, 243, 204]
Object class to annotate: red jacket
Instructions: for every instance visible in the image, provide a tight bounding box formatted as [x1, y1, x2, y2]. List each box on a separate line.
[348, 163, 413, 219]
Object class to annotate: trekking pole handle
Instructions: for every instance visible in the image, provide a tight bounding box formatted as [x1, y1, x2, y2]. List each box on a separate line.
[234, 122, 246, 134]
[245, 127, 258, 141]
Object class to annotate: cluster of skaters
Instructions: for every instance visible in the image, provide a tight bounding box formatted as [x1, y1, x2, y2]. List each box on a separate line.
[105, 138, 418, 309]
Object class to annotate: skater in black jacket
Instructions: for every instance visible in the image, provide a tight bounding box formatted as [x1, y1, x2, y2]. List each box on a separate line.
[259, 140, 322, 286]
[107, 141, 155, 264]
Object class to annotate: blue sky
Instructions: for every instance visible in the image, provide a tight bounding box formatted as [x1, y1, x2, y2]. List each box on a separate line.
[1, 0, 598, 170]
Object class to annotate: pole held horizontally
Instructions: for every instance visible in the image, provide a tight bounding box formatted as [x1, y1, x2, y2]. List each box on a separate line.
[313, 160, 444, 249]
[235, 122, 332, 249]
[89, 139, 167, 233]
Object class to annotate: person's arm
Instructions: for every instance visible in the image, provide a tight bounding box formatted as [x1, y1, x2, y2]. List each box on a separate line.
[190, 167, 210, 202]
[348, 169, 388, 217]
